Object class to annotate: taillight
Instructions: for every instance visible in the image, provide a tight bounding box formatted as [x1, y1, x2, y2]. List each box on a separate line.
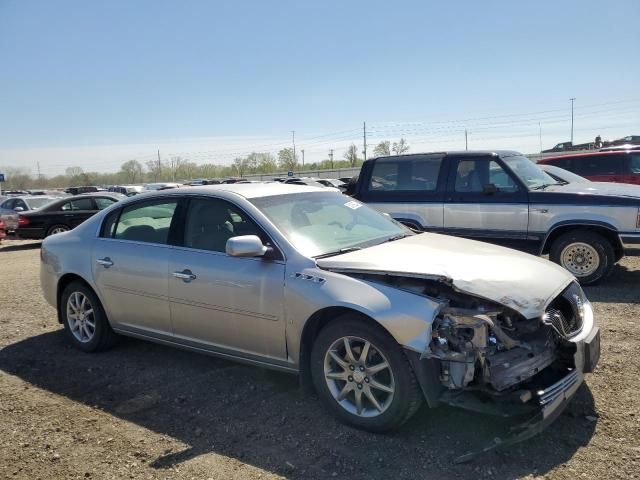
[18, 215, 30, 226]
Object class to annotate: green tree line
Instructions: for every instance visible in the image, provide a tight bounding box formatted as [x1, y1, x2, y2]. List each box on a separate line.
[0, 139, 408, 189]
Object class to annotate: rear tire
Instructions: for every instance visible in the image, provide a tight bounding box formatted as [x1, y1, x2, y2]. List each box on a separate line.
[47, 224, 70, 237]
[310, 314, 423, 432]
[549, 230, 614, 285]
[60, 281, 117, 352]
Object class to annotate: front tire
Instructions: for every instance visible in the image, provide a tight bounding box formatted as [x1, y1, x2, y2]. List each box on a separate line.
[60, 281, 117, 352]
[549, 229, 614, 285]
[310, 315, 423, 432]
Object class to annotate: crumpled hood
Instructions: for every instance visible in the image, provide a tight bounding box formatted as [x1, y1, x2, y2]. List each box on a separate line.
[316, 233, 574, 319]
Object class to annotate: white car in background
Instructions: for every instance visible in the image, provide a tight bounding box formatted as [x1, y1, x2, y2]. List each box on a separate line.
[0, 196, 57, 232]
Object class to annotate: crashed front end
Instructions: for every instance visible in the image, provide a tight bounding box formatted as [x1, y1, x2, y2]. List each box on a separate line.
[424, 281, 599, 413]
[347, 272, 601, 457]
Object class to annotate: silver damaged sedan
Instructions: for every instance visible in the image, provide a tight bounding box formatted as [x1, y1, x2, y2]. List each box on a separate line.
[41, 183, 600, 439]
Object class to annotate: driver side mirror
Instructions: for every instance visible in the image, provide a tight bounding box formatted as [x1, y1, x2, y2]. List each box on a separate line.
[14, 206, 24, 212]
[226, 235, 269, 257]
[482, 183, 499, 195]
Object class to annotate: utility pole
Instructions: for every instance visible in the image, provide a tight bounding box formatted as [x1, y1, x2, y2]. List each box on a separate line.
[291, 131, 296, 165]
[301, 149, 305, 167]
[539, 122, 543, 153]
[37, 162, 41, 185]
[329, 149, 334, 169]
[363, 121, 367, 161]
[465, 129, 468, 151]
[570, 97, 576, 145]
[157, 149, 161, 181]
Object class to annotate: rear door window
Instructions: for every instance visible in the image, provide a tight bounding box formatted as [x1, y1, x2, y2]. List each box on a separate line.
[113, 200, 178, 244]
[60, 198, 95, 211]
[628, 154, 640, 174]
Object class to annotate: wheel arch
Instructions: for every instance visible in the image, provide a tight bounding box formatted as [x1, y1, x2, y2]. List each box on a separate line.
[540, 221, 624, 261]
[298, 306, 392, 391]
[56, 273, 95, 324]
[393, 217, 423, 231]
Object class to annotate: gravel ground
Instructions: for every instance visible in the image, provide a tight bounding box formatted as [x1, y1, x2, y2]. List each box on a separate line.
[0, 240, 638, 480]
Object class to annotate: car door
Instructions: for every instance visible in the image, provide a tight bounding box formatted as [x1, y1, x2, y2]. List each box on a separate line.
[92, 198, 180, 336]
[168, 196, 287, 362]
[356, 154, 447, 231]
[443, 155, 530, 249]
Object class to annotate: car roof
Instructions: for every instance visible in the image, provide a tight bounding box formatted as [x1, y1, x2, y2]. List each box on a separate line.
[369, 150, 523, 161]
[8, 195, 58, 201]
[41, 192, 122, 207]
[131, 182, 327, 200]
[539, 150, 634, 161]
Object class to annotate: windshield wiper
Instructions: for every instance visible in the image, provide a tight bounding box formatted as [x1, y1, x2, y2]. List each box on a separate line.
[314, 247, 362, 259]
[385, 233, 409, 242]
[531, 183, 562, 190]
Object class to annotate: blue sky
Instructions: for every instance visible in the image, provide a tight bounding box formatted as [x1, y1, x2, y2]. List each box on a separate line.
[1, 0, 639, 175]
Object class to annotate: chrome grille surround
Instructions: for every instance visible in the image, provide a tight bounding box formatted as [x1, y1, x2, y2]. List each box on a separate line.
[542, 283, 585, 339]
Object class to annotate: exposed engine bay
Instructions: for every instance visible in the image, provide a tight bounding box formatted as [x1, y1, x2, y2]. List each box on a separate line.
[346, 272, 581, 398]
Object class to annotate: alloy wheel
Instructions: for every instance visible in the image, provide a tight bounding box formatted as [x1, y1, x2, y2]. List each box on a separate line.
[49, 226, 69, 235]
[323, 336, 395, 417]
[66, 291, 96, 343]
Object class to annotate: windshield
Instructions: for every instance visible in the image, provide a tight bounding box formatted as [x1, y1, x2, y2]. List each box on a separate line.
[502, 156, 559, 189]
[250, 192, 409, 257]
[26, 197, 56, 209]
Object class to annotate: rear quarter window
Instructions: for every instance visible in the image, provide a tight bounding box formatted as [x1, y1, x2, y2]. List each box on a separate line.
[368, 155, 443, 192]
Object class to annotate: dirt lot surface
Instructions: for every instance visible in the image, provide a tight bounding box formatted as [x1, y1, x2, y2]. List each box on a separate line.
[1, 240, 639, 480]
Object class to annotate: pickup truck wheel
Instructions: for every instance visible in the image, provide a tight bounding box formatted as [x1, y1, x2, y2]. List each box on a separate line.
[310, 315, 423, 432]
[550, 230, 614, 285]
[61, 281, 118, 352]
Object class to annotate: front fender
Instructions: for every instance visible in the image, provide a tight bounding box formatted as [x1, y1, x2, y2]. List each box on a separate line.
[285, 267, 441, 364]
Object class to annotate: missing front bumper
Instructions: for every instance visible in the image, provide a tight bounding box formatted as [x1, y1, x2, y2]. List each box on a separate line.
[407, 325, 601, 462]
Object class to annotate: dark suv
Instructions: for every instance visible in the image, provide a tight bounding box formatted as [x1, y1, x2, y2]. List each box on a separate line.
[350, 150, 640, 284]
[538, 150, 640, 185]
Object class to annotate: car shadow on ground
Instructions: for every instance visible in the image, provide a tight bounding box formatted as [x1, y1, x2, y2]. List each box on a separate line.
[0, 330, 597, 479]
[0, 241, 41, 252]
[584, 262, 640, 304]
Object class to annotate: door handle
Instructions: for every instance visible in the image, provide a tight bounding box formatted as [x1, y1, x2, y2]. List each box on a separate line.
[172, 269, 197, 282]
[96, 257, 114, 268]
